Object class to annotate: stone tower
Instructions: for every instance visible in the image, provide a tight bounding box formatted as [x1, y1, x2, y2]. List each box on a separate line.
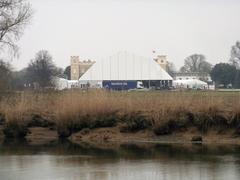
[70, 56, 80, 80]
[155, 55, 167, 71]
[79, 60, 95, 77]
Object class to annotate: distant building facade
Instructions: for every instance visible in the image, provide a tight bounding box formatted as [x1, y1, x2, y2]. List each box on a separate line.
[154, 55, 168, 71]
[70, 56, 95, 80]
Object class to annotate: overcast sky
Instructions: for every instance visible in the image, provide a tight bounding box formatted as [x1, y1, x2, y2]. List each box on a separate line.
[11, 0, 240, 70]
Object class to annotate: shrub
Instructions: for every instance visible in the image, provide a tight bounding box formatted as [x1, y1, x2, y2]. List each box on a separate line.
[0, 113, 5, 125]
[71, 118, 90, 132]
[3, 122, 29, 138]
[193, 113, 213, 133]
[193, 107, 228, 133]
[120, 111, 151, 132]
[153, 122, 171, 135]
[27, 114, 56, 128]
[90, 111, 118, 129]
[229, 112, 240, 135]
[229, 112, 240, 128]
[153, 111, 191, 135]
[57, 112, 118, 138]
[57, 126, 72, 138]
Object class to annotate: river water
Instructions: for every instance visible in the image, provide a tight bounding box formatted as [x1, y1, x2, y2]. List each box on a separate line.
[0, 141, 240, 180]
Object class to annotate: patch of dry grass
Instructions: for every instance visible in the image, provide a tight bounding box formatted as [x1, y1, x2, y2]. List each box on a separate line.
[0, 90, 240, 138]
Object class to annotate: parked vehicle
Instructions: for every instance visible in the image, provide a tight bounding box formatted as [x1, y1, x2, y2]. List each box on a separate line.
[102, 80, 144, 90]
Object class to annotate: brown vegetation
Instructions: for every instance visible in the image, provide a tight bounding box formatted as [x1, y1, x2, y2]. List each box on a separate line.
[0, 90, 240, 141]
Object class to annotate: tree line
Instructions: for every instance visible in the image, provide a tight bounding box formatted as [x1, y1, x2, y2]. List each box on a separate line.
[0, 1, 69, 91]
[0, 0, 240, 91]
[165, 41, 240, 88]
[0, 50, 71, 91]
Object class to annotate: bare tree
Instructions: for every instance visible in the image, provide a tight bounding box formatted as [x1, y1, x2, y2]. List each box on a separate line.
[26, 50, 58, 89]
[230, 41, 240, 69]
[0, 0, 32, 56]
[180, 54, 212, 73]
[0, 60, 12, 91]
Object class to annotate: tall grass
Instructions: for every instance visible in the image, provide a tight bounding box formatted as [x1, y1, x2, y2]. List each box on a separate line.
[0, 90, 240, 137]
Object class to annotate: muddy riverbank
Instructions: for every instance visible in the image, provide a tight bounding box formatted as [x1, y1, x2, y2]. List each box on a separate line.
[1, 125, 240, 146]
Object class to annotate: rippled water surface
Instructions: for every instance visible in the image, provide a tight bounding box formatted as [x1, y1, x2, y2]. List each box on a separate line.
[1, 141, 240, 180]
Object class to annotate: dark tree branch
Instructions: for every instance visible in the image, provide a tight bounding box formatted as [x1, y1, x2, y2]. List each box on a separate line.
[0, 0, 32, 56]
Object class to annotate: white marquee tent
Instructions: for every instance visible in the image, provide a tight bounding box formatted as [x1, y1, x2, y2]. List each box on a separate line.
[79, 52, 172, 87]
[173, 79, 208, 89]
[54, 78, 79, 90]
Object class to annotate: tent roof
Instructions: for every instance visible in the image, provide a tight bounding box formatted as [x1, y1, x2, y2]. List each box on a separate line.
[79, 52, 173, 81]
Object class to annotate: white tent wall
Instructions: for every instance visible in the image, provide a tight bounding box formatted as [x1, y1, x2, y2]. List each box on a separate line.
[54, 78, 68, 90]
[67, 80, 79, 89]
[79, 52, 173, 84]
[54, 78, 79, 90]
[79, 80, 103, 88]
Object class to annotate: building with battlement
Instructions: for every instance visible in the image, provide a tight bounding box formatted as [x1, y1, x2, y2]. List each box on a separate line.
[154, 55, 168, 71]
[70, 56, 95, 80]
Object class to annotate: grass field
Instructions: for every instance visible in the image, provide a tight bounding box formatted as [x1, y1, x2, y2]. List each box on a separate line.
[0, 89, 240, 138]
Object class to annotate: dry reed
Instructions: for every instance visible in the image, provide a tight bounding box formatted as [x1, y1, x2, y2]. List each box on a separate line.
[0, 90, 240, 137]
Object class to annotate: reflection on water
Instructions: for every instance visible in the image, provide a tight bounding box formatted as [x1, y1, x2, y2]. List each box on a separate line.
[1, 140, 240, 180]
